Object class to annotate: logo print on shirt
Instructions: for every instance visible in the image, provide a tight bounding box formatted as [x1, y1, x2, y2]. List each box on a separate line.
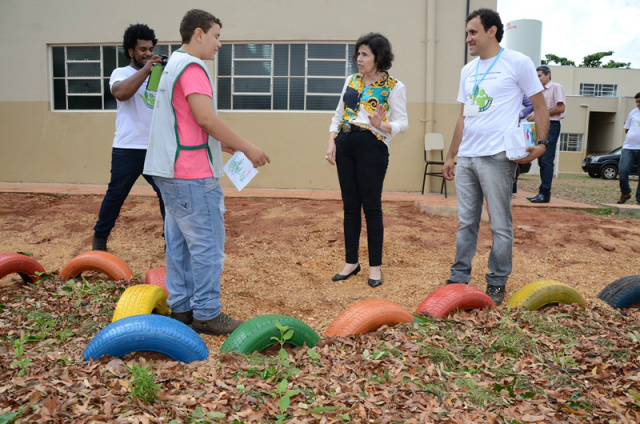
[139, 90, 156, 109]
[469, 88, 493, 112]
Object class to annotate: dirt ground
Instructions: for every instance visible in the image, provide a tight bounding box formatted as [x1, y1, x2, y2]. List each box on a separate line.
[1, 192, 639, 350]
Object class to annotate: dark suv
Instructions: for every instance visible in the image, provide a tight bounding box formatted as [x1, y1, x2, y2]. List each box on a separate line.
[582, 146, 639, 180]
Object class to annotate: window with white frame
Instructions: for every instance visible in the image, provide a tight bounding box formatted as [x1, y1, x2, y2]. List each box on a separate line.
[216, 43, 356, 111]
[559, 133, 583, 152]
[579, 83, 617, 97]
[51, 44, 180, 111]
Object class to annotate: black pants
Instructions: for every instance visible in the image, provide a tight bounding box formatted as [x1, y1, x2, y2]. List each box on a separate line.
[335, 129, 389, 266]
[94, 148, 165, 235]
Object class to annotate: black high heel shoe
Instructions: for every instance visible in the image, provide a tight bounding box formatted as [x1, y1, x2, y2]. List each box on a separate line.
[331, 263, 361, 281]
[368, 270, 383, 288]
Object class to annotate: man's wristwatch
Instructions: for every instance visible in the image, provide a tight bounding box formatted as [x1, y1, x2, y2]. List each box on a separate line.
[536, 140, 549, 147]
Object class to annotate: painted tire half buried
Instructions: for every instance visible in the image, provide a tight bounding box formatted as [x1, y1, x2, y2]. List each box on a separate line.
[325, 299, 414, 337]
[507, 280, 585, 311]
[414, 284, 495, 318]
[84, 314, 208, 363]
[145, 267, 167, 295]
[112, 284, 170, 323]
[59, 251, 134, 281]
[598, 275, 640, 310]
[220, 314, 321, 354]
[0, 253, 46, 284]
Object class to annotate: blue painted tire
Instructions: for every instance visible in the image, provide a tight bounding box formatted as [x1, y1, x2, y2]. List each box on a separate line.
[598, 275, 640, 310]
[83, 314, 208, 363]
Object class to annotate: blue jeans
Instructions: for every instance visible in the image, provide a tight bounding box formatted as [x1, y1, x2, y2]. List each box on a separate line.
[153, 177, 226, 321]
[449, 152, 517, 287]
[335, 129, 389, 266]
[619, 148, 640, 201]
[94, 148, 165, 235]
[537, 120, 561, 196]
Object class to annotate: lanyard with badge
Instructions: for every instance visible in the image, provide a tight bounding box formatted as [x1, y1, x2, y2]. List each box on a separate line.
[464, 47, 503, 117]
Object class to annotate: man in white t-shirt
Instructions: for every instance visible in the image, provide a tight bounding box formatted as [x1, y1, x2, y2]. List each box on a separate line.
[92, 24, 165, 252]
[442, 8, 550, 305]
[617, 92, 640, 205]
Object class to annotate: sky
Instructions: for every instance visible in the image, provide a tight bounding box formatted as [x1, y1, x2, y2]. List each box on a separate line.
[497, 0, 640, 68]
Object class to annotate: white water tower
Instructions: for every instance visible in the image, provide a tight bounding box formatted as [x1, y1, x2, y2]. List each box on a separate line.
[503, 19, 542, 66]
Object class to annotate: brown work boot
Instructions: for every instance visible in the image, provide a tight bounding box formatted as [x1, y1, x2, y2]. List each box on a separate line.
[192, 312, 244, 336]
[169, 310, 193, 325]
[617, 193, 631, 204]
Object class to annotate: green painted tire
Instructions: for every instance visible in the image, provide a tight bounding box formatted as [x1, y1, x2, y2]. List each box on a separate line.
[220, 314, 321, 354]
[507, 280, 585, 311]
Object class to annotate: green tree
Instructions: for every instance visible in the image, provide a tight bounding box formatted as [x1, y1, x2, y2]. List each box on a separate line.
[603, 60, 631, 69]
[541, 53, 575, 66]
[541, 51, 630, 69]
[579, 51, 629, 68]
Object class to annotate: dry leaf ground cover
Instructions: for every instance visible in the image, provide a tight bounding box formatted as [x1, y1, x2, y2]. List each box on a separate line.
[0, 188, 640, 423]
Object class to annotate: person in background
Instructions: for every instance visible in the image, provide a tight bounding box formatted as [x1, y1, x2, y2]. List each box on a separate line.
[513, 95, 534, 198]
[92, 23, 165, 252]
[144, 9, 270, 335]
[526, 65, 566, 204]
[442, 8, 549, 305]
[616, 92, 640, 205]
[326, 32, 408, 288]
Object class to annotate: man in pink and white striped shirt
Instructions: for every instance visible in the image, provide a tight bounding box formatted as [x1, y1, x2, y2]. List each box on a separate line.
[526, 65, 566, 203]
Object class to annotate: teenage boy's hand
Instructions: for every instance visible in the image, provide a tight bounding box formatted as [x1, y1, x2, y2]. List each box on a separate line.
[245, 145, 271, 168]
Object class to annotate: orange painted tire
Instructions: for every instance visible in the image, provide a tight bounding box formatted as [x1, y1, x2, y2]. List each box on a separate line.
[0, 253, 46, 284]
[325, 299, 414, 337]
[145, 267, 167, 295]
[414, 284, 496, 318]
[60, 251, 134, 281]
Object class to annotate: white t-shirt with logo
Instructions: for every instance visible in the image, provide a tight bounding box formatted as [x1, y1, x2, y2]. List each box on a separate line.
[110, 65, 155, 149]
[456, 49, 543, 157]
[623, 108, 640, 150]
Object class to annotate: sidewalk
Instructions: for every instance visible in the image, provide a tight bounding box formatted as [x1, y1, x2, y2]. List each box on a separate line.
[0, 182, 607, 219]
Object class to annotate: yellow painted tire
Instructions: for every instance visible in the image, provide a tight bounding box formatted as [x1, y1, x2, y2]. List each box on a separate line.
[112, 284, 169, 323]
[507, 280, 585, 311]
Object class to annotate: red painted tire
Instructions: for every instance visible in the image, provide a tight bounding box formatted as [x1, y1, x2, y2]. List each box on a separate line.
[145, 267, 167, 295]
[415, 284, 496, 318]
[0, 253, 46, 284]
[60, 251, 134, 281]
[325, 299, 414, 337]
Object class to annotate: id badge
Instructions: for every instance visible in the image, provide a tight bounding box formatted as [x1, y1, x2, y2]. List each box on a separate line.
[464, 104, 479, 117]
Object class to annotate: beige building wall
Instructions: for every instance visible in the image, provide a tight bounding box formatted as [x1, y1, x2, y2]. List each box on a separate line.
[0, 0, 495, 192]
[0, 0, 497, 192]
[546, 66, 639, 172]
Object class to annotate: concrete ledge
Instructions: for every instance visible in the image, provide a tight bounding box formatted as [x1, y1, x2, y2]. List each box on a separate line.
[602, 203, 640, 216]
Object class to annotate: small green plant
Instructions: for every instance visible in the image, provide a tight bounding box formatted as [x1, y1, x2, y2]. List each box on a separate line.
[10, 338, 32, 377]
[126, 361, 160, 404]
[56, 355, 74, 366]
[271, 321, 294, 349]
[172, 407, 225, 423]
[0, 411, 23, 424]
[629, 389, 640, 408]
[55, 327, 73, 343]
[274, 379, 300, 424]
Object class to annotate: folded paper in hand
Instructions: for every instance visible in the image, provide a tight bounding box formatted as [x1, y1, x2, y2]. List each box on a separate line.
[224, 151, 258, 191]
[504, 122, 536, 160]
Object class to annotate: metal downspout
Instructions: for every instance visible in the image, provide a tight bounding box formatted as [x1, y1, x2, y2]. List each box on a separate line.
[425, 0, 436, 134]
[423, 0, 437, 192]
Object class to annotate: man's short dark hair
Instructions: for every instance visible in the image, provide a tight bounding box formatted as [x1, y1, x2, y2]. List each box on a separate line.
[537, 65, 551, 76]
[635, 92, 640, 99]
[353, 32, 395, 72]
[467, 8, 504, 43]
[122, 24, 157, 60]
[180, 9, 222, 44]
